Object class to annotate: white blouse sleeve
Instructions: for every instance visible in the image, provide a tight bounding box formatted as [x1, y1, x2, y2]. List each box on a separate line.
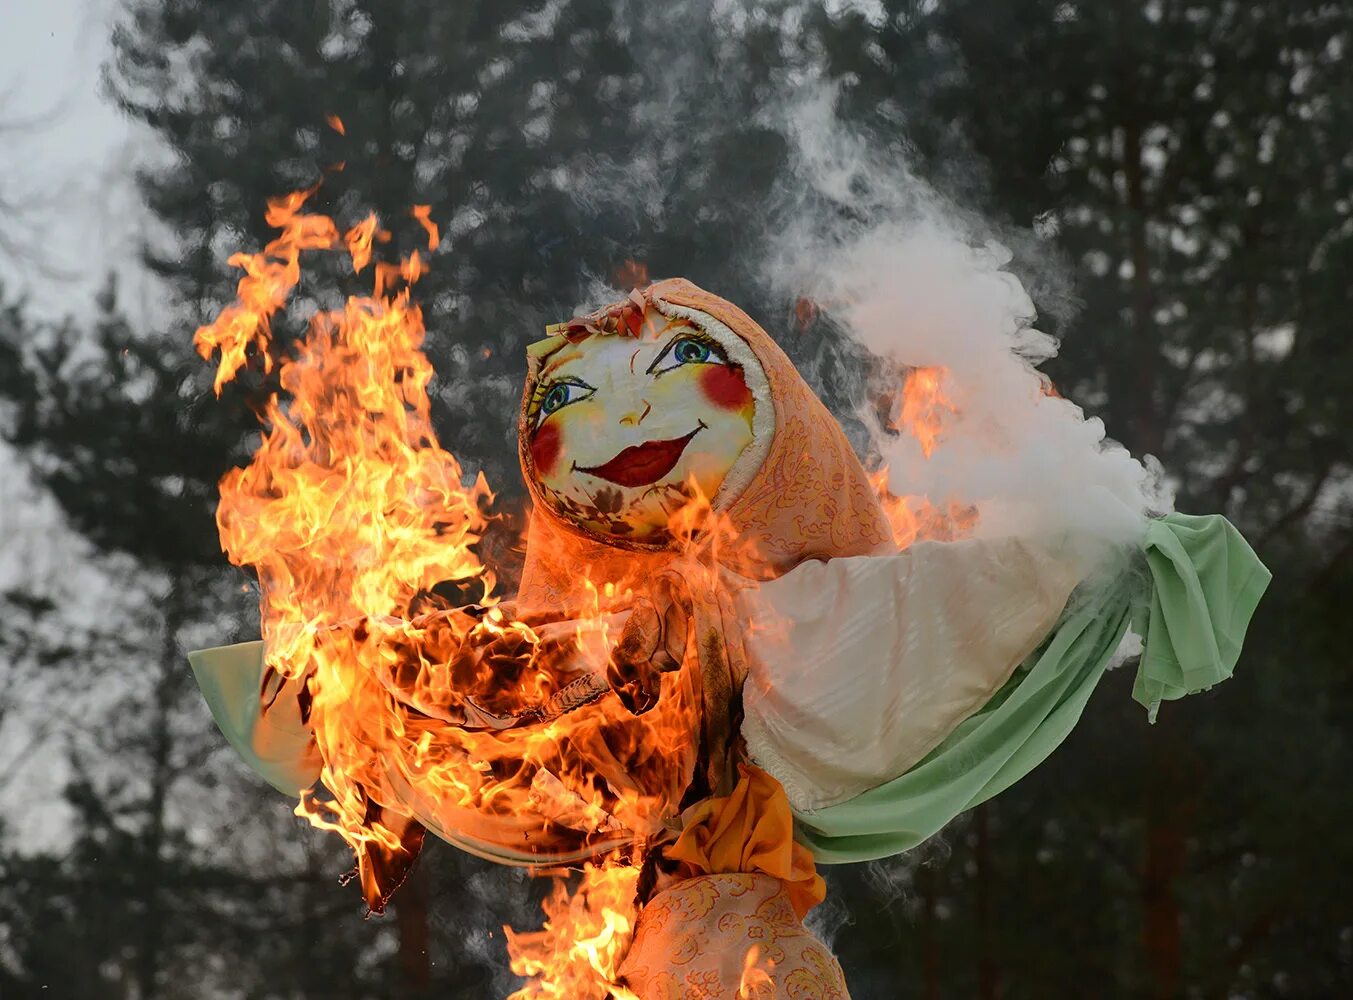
[737, 536, 1085, 812]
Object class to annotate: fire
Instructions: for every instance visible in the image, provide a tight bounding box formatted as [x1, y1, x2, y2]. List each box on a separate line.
[872, 477, 979, 549]
[611, 259, 649, 290]
[195, 187, 703, 991]
[737, 945, 775, 998]
[504, 859, 641, 1000]
[896, 365, 955, 458]
[411, 204, 440, 250]
[872, 364, 978, 548]
[194, 183, 977, 994]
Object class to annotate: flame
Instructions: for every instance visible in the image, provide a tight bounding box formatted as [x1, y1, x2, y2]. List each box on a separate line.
[737, 944, 775, 998]
[793, 296, 819, 333]
[896, 365, 955, 458]
[504, 858, 641, 1000]
[195, 187, 707, 992]
[871, 479, 979, 549]
[411, 204, 440, 251]
[344, 214, 380, 272]
[873, 363, 979, 548]
[611, 259, 648, 290]
[196, 184, 980, 992]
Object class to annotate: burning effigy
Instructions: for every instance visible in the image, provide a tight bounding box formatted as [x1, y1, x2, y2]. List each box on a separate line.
[187, 187, 1269, 998]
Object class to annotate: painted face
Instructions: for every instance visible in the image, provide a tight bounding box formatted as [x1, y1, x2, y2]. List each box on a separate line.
[526, 307, 760, 541]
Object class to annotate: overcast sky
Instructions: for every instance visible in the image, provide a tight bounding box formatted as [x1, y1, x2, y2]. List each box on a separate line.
[0, 0, 161, 325]
[0, 0, 152, 841]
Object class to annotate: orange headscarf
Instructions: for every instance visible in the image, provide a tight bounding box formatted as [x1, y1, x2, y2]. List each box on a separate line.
[359, 280, 895, 909]
[515, 276, 894, 614]
[512, 277, 894, 805]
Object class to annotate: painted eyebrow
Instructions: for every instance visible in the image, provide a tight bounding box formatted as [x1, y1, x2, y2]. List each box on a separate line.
[540, 348, 583, 379]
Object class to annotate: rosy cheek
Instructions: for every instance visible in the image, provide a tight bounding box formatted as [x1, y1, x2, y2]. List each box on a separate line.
[699, 364, 753, 410]
[531, 421, 563, 477]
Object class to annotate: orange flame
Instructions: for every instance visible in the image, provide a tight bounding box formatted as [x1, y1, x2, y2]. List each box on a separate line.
[344, 214, 379, 273]
[737, 944, 776, 998]
[193, 186, 336, 394]
[896, 365, 955, 458]
[412, 205, 439, 251]
[611, 259, 648, 291]
[195, 187, 713, 992]
[872, 364, 978, 547]
[504, 859, 641, 1000]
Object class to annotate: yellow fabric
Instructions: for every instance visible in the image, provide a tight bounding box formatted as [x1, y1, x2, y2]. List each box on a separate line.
[665, 764, 825, 919]
[618, 873, 850, 999]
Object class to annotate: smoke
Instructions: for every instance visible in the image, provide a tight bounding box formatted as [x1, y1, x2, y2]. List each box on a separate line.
[561, 6, 1166, 573]
[759, 83, 1168, 572]
[804, 868, 855, 950]
[438, 862, 538, 996]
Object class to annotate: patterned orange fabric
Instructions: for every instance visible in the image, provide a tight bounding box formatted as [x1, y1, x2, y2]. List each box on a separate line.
[649, 278, 896, 581]
[510, 277, 896, 810]
[508, 280, 885, 994]
[617, 873, 851, 1000]
[666, 764, 825, 920]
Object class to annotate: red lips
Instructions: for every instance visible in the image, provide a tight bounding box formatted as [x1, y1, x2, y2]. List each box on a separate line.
[577, 428, 701, 488]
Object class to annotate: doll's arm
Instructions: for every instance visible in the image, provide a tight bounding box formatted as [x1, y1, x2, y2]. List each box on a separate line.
[189, 641, 323, 796]
[370, 608, 630, 728]
[736, 535, 1085, 812]
[190, 606, 634, 786]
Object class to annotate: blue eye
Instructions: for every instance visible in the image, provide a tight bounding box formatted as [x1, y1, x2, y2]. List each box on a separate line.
[650, 335, 726, 375]
[673, 338, 712, 364]
[538, 380, 594, 418]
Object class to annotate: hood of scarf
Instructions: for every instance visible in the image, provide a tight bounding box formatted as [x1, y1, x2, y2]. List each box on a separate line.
[514, 277, 895, 616]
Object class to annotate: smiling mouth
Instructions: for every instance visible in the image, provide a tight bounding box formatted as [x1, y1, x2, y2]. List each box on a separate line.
[576, 425, 703, 488]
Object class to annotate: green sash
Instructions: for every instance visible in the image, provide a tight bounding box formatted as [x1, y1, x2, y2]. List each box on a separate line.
[189, 513, 1269, 865]
[795, 513, 1270, 862]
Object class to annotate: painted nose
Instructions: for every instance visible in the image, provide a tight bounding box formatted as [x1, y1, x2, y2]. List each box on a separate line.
[619, 400, 652, 427]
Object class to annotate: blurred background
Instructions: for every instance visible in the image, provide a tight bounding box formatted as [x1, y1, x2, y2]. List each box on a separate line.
[0, 1, 1350, 997]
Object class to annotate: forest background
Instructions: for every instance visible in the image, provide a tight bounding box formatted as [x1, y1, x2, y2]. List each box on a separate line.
[0, 1, 1350, 997]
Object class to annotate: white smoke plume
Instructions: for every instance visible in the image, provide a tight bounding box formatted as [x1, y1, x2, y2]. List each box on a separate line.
[761, 84, 1168, 573]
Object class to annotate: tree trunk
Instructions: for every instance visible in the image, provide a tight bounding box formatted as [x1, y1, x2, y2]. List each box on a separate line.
[975, 803, 999, 1000]
[136, 579, 184, 999]
[1121, 114, 1162, 458]
[394, 865, 432, 994]
[1140, 710, 1192, 1000]
[1112, 18, 1188, 994]
[917, 862, 941, 1000]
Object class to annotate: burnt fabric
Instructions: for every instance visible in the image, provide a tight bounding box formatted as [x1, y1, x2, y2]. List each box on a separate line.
[188, 278, 1269, 995]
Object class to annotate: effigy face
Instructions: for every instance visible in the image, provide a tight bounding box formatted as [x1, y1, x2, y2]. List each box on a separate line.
[525, 305, 761, 541]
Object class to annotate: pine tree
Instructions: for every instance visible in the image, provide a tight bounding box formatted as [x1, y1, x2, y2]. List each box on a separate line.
[807, 2, 1353, 994]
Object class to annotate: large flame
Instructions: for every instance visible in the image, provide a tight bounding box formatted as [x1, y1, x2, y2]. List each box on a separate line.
[504, 858, 641, 999]
[195, 190, 973, 996]
[872, 365, 978, 547]
[195, 188, 705, 994]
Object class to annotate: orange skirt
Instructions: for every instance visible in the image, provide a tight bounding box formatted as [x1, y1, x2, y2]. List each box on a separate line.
[617, 873, 850, 999]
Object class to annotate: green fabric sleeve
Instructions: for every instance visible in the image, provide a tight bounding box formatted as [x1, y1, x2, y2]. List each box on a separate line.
[796, 512, 1270, 864]
[1131, 513, 1273, 721]
[187, 641, 322, 797]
